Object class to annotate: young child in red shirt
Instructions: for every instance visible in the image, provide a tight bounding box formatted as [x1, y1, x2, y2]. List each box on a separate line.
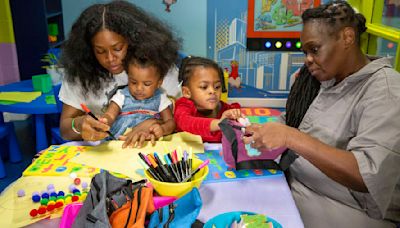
[174, 56, 243, 142]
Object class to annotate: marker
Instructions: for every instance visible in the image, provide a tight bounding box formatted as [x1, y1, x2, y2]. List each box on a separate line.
[181, 159, 209, 182]
[138, 160, 160, 181]
[176, 149, 185, 180]
[188, 147, 193, 173]
[147, 154, 168, 182]
[165, 154, 180, 182]
[80, 103, 116, 140]
[183, 150, 189, 178]
[138, 153, 162, 181]
[172, 150, 183, 179]
[154, 152, 175, 182]
[167, 153, 181, 182]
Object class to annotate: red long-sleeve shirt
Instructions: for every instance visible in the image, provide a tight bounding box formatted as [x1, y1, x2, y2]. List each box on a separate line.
[174, 97, 241, 142]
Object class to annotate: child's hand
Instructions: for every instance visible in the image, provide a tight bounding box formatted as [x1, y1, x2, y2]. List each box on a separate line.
[210, 109, 245, 131]
[148, 123, 164, 145]
[98, 116, 109, 126]
[221, 109, 244, 120]
[120, 130, 150, 148]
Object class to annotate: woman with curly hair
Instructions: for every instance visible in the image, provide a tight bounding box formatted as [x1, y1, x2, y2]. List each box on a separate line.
[58, 0, 180, 143]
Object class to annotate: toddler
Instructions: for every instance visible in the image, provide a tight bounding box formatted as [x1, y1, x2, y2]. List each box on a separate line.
[174, 56, 243, 142]
[102, 54, 175, 147]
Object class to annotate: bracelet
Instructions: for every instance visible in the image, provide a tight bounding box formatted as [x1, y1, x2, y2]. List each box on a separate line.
[71, 118, 81, 135]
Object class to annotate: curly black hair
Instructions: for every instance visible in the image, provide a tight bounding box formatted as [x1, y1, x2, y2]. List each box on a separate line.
[123, 48, 168, 80]
[60, 0, 180, 97]
[302, 0, 367, 44]
[178, 56, 227, 93]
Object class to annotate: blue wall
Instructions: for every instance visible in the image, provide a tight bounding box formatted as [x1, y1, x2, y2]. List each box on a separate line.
[61, 0, 207, 56]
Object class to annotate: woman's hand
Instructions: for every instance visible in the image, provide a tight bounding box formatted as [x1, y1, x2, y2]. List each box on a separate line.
[80, 115, 110, 141]
[60, 104, 110, 141]
[242, 122, 291, 151]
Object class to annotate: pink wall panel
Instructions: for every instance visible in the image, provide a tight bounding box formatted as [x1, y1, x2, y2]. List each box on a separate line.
[0, 43, 20, 85]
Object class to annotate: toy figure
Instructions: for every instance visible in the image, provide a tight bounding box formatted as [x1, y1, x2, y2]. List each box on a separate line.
[163, 0, 177, 12]
[228, 60, 241, 89]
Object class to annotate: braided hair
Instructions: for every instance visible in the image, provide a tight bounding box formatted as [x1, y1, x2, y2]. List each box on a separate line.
[178, 56, 227, 93]
[285, 65, 320, 128]
[61, 0, 180, 96]
[287, 0, 366, 125]
[302, 0, 367, 44]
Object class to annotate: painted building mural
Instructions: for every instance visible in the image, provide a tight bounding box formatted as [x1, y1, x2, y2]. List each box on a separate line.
[207, 0, 305, 107]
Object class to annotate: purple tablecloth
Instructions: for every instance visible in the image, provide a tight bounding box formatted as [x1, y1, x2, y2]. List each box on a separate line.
[198, 176, 303, 227]
[27, 142, 303, 227]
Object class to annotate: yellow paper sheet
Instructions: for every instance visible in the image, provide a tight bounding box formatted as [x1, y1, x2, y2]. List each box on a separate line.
[0, 91, 42, 103]
[70, 132, 204, 180]
[0, 176, 91, 228]
[23, 145, 127, 178]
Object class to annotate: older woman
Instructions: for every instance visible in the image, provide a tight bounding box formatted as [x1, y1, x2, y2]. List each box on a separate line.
[244, 1, 400, 227]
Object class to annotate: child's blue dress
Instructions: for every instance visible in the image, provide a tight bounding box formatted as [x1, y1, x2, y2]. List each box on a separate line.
[110, 87, 162, 138]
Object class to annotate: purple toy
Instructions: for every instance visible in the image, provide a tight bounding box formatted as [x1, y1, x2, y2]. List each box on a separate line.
[219, 119, 286, 170]
[17, 189, 25, 197]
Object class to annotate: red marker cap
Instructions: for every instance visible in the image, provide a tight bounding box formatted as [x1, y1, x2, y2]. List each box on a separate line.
[80, 104, 90, 113]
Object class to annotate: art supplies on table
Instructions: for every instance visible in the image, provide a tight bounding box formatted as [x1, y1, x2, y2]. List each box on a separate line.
[23, 145, 127, 178]
[0, 175, 92, 228]
[196, 149, 283, 184]
[139, 151, 209, 183]
[69, 133, 204, 180]
[0, 91, 43, 104]
[143, 157, 209, 197]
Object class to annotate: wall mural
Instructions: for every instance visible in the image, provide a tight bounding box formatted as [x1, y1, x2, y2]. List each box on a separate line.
[206, 0, 318, 107]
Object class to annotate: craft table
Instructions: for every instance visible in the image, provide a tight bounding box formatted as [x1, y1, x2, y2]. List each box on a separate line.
[197, 143, 304, 228]
[22, 143, 303, 228]
[0, 80, 59, 152]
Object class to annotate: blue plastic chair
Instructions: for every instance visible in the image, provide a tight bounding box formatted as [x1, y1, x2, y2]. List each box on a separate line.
[0, 113, 22, 178]
[50, 83, 69, 145]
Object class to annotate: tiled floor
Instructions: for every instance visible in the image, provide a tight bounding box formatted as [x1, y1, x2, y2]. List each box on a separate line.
[0, 118, 37, 192]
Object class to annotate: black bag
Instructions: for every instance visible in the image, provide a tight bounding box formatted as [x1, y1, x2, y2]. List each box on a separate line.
[72, 171, 151, 228]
